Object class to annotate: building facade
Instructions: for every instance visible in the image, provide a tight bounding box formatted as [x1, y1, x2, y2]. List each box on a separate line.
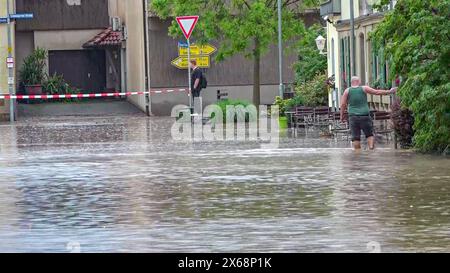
[6, 0, 147, 118]
[320, 0, 397, 111]
[16, 0, 109, 91]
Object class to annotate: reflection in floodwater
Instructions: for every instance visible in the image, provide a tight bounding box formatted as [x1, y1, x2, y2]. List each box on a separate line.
[0, 116, 449, 252]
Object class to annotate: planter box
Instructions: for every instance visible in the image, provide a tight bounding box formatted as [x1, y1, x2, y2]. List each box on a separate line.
[24, 85, 43, 104]
[279, 116, 288, 129]
[25, 85, 43, 95]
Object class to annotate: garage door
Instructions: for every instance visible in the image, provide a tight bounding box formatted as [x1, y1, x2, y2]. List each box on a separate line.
[49, 50, 106, 93]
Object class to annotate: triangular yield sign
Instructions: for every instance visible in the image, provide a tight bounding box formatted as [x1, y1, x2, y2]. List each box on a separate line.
[176, 16, 199, 40]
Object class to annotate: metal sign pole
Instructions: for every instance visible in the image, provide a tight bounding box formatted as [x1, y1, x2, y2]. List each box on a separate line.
[187, 38, 192, 113]
[6, 0, 14, 122]
[176, 16, 199, 118]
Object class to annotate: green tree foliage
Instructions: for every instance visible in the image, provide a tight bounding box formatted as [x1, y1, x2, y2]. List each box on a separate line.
[150, 0, 320, 106]
[371, 0, 450, 154]
[295, 72, 328, 107]
[295, 24, 327, 84]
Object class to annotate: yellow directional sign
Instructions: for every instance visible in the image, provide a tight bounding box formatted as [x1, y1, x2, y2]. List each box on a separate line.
[171, 55, 210, 69]
[179, 44, 217, 56]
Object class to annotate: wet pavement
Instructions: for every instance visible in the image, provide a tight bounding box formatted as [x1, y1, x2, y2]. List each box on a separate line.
[0, 116, 449, 253]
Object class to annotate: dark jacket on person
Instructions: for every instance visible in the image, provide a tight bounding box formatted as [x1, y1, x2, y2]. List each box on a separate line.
[191, 67, 203, 97]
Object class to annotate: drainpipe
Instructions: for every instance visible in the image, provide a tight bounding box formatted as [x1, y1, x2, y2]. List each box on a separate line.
[143, 0, 151, 116]
[120, 41, 126, 95]
[350, 0, 356, 76]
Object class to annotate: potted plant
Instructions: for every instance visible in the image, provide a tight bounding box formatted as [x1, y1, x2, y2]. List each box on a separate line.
[391, 97, 414, 149]
[43, 73, 83, 103]
[19, 48, 48, 97]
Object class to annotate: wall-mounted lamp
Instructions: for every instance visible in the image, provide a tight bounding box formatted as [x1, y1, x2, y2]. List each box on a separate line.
[322, 15, 334, 25]
[315, 35, 327, 55]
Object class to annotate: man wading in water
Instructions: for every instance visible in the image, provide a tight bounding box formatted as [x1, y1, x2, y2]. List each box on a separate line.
[340, 76, 397, 150]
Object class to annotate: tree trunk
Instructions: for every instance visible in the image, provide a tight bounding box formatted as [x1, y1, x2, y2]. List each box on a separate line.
[253, 38, 261, 107]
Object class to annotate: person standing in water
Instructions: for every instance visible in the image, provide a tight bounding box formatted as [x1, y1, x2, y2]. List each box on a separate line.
[189, 60, 204, 116]
[340, 76, 397, 150]
[190, 60, 203, 99]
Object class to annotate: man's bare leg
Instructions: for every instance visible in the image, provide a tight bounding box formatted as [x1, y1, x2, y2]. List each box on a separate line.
[353, 141, 362, 150]
[367, 136, 375, 150]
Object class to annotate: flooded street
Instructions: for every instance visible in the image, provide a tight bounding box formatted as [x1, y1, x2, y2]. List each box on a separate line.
[0, 116, 449, 253]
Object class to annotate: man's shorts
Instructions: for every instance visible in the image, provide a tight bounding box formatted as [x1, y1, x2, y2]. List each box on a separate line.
[349, 115, 374, 142]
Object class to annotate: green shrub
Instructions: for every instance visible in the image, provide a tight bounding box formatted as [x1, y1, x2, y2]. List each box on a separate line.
[274, 93, 306, 116]
[286, 95, 305, 109]
[274, 96, 288, 116]
[42, 74, 84, 103]
[43, 74, 70, 95]
[214, 99, 253, 123]
[295, 73, 328, 107]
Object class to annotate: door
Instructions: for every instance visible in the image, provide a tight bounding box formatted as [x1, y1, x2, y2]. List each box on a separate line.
[49, 50, 106, 93]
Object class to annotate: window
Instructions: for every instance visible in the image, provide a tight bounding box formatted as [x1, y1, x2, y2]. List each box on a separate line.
[346, 37, 351, 85]
[66, 0, 82, 6]
[340, 36, 352, 92]
[372, 0, 397, 13]
[370, 40, 389, 88]
[389, 0, 397, 10]
[331, 38, 336, 75]
[359, 34, 366, 84]
[331, 38, 338, 108]
[340, 38, 346, 92]
[359, 0, 373, 16]
[372, 41, 378, 83]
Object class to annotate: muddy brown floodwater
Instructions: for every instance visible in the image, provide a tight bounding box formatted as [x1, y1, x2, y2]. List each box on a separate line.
[0, 116, 449, 252]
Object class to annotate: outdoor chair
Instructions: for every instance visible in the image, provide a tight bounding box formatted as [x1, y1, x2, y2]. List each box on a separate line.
[372, 111, 394, 141]
[330, 111, 350, 141]
[285, 107, 295, 128]
[313, 107, 331, 127]
[293, 106, 314, 130]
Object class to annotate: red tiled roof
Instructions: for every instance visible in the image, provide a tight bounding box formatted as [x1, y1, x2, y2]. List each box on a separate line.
[83, 27, 122, 48]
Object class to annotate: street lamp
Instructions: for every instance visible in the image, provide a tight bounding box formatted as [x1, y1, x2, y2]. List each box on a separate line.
[315, 35, 326, 55]
[277, 0, 283, 99]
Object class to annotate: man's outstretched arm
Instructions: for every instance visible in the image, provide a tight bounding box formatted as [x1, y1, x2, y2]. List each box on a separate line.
[363, 86, 397, 96]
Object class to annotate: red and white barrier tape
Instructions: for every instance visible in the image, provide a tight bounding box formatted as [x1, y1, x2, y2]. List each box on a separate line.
[0, 88, 188, 100]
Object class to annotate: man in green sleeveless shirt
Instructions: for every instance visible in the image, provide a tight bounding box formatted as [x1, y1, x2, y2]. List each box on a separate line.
[340, 76, 397, 150]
